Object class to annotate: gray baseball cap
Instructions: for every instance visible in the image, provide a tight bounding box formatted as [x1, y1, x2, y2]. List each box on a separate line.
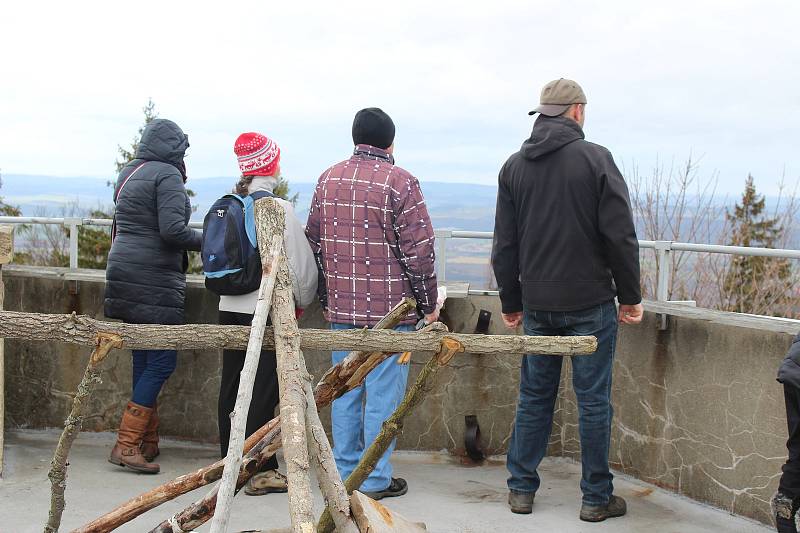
[529, 78, 587, 116]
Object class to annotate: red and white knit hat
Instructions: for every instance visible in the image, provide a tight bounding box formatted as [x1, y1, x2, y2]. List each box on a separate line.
[234, 132, 281, 176]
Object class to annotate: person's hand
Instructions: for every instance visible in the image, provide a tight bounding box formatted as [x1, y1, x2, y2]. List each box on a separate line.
[502, 311, 523, 329]
[618, 303, 644, 324]
[424, 308, 440, 324]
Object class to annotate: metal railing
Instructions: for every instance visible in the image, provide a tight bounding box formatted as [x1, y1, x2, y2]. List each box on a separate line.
[2, 216, 799, 302]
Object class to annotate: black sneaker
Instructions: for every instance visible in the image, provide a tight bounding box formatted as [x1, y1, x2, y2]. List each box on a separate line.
[579, 495, 627, 522]
[363, 478, 408, 500]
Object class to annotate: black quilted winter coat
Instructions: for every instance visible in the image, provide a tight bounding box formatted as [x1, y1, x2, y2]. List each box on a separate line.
[104, 119, 202, 325]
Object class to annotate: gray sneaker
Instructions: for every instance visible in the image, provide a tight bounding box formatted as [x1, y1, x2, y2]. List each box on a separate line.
[508, 490, 534, 514]
[580, 495, 627, 522]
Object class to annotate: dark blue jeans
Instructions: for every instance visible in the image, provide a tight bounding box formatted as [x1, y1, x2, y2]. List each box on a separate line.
[507, 300, 618, 506]
[131, 349, 177, 407]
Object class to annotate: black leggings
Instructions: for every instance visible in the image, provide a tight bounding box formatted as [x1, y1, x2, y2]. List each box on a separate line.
[780, 383, 800, 498]
[218, 310, 280, 472]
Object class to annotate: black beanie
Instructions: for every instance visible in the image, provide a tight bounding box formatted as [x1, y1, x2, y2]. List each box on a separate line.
[352, 108, 395, 150]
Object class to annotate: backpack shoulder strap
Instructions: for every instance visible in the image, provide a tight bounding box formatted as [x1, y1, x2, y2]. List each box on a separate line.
[242, 190, 278, 248]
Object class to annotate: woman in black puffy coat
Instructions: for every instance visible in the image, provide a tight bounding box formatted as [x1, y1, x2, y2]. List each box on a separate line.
[104, 118, 202, 474]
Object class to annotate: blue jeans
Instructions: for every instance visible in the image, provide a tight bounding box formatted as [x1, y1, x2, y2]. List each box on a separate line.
[131, 349, 177, 407]
[507, 300, 618, 506]
[330, 322, 413, 492]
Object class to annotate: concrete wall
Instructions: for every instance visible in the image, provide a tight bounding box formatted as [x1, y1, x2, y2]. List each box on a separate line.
[2, 269, 795, 525]
[2, 272, 520, 455]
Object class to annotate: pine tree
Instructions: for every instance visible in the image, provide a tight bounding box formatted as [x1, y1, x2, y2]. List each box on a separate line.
[115, 98, 158, 173]
[722, 174, 791, 314]
[273, 175, 299, 206]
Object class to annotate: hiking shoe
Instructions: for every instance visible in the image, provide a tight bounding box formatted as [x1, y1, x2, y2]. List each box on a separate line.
[772, 491, 799, 533]
[363, 478, 408, 500]
[580, 495, 627, 522]
[244, 470, 288, 496]
[508, 490, 534, 514]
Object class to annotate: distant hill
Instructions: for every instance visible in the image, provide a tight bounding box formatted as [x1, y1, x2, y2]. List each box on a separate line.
[0, 174, 499, 232]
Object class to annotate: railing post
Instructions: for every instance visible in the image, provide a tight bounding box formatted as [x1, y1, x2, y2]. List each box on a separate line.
[654, 240, 673, 330]
[65, 218, 82, 271]
[436, 230, 451, 284]
[654, 241, 673, 301]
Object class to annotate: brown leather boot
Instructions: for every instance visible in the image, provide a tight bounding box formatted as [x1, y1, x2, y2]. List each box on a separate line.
[140, 401, 160, 462]
[108, 402, 160, 474]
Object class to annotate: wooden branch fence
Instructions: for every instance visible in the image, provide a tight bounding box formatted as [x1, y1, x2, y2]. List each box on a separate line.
[0, 206, 598, 532]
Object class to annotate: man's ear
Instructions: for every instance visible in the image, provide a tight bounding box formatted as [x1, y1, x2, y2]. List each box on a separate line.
[575, 104, 585, 124]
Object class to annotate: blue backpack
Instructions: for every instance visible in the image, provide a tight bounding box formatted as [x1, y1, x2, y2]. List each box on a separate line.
[201, 191, 275, 295]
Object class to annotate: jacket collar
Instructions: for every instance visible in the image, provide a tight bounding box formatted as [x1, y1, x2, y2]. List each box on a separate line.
[352, 144, 394, 165]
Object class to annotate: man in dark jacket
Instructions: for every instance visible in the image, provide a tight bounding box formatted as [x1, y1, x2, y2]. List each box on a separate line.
[105, 118, 202, 474]
[491, 79, 643, 522]
[773, 335, 800, 532]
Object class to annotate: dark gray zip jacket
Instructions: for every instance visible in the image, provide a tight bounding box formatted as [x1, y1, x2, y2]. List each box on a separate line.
[778, 334, 800, 388]
[491, 116, 641, 313]
[104, 119, 202, 325]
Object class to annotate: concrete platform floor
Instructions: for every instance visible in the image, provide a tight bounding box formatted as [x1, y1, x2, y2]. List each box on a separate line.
[0, 429, 772, 533]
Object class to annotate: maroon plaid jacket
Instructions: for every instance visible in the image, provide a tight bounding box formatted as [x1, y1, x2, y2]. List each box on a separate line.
[305, 145, 438, 326]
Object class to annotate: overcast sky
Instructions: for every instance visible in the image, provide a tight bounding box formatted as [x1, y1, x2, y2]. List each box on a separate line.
[1, 0, 798, 195]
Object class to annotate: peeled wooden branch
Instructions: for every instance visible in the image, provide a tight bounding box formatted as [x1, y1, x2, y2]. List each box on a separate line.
[318, 337, 464, 533]
[210, 234, 282, 533]
[45, 333, 122, 533]
[348, 337, 464, 491]
[0, 310, 596, 355]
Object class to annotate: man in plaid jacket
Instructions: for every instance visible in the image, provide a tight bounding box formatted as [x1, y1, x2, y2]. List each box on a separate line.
[306, 108, 438, 499]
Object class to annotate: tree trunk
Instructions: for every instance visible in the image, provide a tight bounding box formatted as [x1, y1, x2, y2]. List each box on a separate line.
[44, 333, 122, 533]
[210, 234, 282, 533]
[0, 310, 597, 355]
[256, 198, 316, 533]
[317, 337, 464, 533]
